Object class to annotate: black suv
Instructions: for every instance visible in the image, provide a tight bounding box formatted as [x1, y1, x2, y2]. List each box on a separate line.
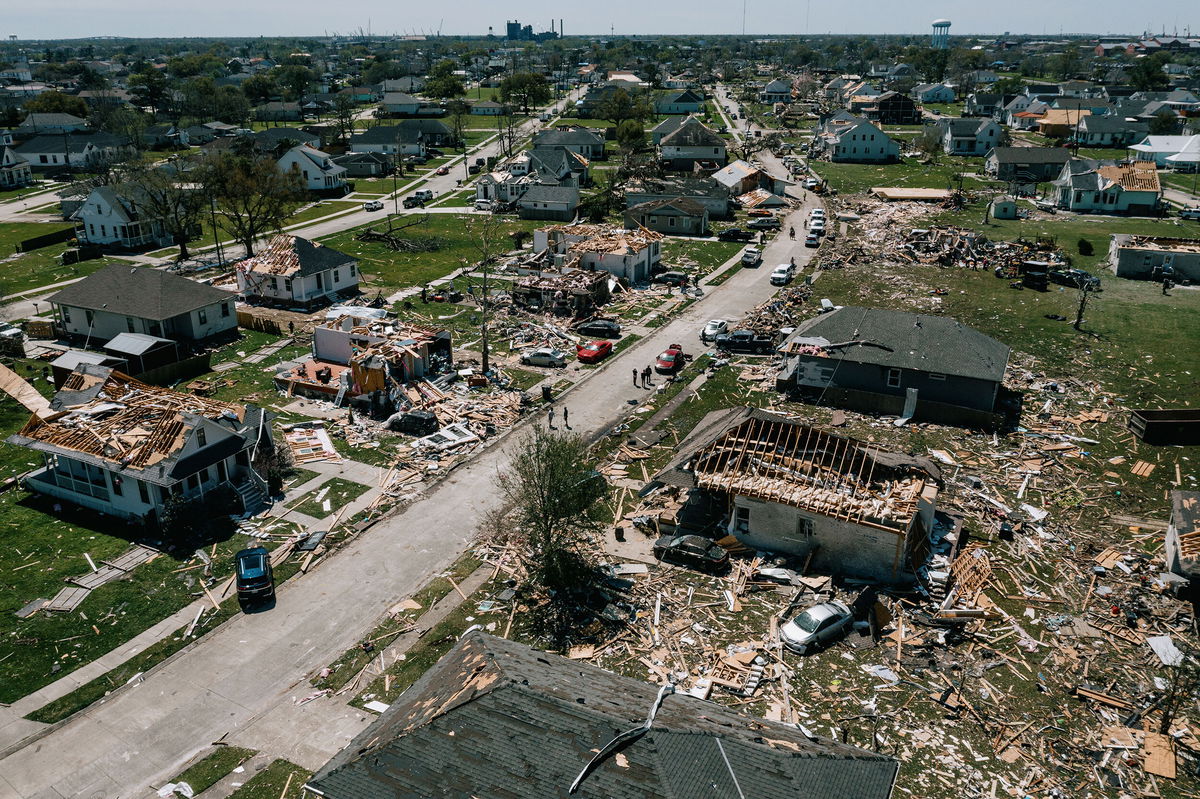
[1049, 268, 1102, 290]
[235, 547, 275, 604]
[717, 228, 755, 242]
[714, 329, 776, 354]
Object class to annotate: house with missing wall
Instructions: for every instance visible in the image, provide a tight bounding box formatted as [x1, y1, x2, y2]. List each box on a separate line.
[1109, 234, 1200, 282]
[647, 407, 940, 583]
[305, 629, 899, 799]
[235, 235, 359, 309]
[1165, 491, 1200, 582]
[532, 223, 662, 284]
[7, 364, 273, 522]
[775, 307, 1012, 429]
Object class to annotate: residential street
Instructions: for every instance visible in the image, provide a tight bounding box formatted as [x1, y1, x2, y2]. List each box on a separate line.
[0, 151, 823, 799]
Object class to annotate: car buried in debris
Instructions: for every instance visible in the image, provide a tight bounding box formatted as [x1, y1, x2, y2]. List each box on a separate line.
[779, 600, 854, 654]
[520, 347, 567, 368]
[652, 534, 730, 574]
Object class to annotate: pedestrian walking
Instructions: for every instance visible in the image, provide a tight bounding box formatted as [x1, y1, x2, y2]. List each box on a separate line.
[633, 368, 640, 387]
[563, 407, 570, 429]
[547, 405, 555, 428]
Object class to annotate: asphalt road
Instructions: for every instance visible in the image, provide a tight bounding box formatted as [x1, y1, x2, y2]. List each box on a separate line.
[0, 88, 827, 799]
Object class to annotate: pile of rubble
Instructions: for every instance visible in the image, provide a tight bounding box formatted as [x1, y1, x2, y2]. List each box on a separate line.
[740, 285, 813, 334]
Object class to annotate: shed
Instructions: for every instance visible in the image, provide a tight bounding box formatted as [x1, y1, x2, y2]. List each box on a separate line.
[102, 332, 179, 374]
[49, 350, 127, 388]
[991, 197, 1018, 219]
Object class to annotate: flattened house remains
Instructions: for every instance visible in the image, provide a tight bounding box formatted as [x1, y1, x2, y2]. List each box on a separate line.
[648, 407, 940, 583]
[305, 630, 898, 799]
[7, 364, 273, 523]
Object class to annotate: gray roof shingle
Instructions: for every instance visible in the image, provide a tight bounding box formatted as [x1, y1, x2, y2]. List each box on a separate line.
[48, 264, 231, 320]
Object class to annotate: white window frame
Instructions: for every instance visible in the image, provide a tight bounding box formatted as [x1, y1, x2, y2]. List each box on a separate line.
[886, 368, 902, 388]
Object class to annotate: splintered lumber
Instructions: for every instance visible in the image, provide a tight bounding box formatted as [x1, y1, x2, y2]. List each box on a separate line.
[1143, 732, 1177, 779]
[1073, 685, 1135, 711]
[0, 362, 52, 416]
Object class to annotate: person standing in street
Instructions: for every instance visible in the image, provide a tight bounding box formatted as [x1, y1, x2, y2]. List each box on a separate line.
[547, 405, 555, 428]
[563, 407, 570, 429]
[633, 368, 640, 387]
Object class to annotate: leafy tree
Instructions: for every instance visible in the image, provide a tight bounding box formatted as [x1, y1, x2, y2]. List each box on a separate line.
[332, 93, 357, 143]
[120, 163, 207, 259]
[241, 74, 278, 105]
[362, 59, 405, 86]
[212, 85, 251, 125]
[166, 54, 225, 79]
[1130, 53, 1171, 92]
[446, 99, 471, 147]
[1047, 46, 1082, 81]
[614, 119, 645, 151]
[914, 126, 943, 164]
[425, 73, 465, 100]
[93, 106, 149, 149]
[1149, 110, 1179, 135]
[24, 91, 88, 118]
[272, 65, 313, 101]
[495, 428, 608, 644]
[500, 72, 551, 113]
[129, 69, 171, 116]
[595, 87, 654, 126]
[200, 152, 306, 256]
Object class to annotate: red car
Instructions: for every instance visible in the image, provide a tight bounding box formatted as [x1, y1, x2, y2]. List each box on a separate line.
[576, 340, 613, 364]
[655, 344, 686, 374]
[435, 166, 450, 175]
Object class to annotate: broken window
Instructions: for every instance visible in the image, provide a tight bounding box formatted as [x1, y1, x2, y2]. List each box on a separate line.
[734, 506, 750, 532]
[198, 309, 208, 325]
[221, 302, 230, 317]
[137, 480, 149, 504]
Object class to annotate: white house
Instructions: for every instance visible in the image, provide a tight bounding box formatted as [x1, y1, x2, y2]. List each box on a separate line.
[48, 262, 237, 344]
[1052, 158, 1161, 215]
[14, 133, 132, 171]
[759, 79, 794, 104]
[937, 117, 1003, 155]
[814, 117, 899, 163]
[647, 407, 940, 584]
[516, 184, 581, 222]
[277, 144, 348, 194]
[8, 365, 272, 521]
[0, 131, 32, 188]
[16, 113, 88, 134]
[379, 92, 422, 115]
[71, 186, 173, 250]
[533, 223, 662, 284]
[1130, 134, 1200, 168]
[236, 234, 360, 309]
[348, 125, 425, 157]
[913, 83, 955, 103]
[658, 118, 727, 170]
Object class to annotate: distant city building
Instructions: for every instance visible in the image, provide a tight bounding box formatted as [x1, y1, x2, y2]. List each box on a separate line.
[505, 19, 559, 41]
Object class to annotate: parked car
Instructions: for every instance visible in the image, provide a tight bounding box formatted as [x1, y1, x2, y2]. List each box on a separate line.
[1180, 206, 1200, 220]
[1049, 268, 1102, 290]
[435, 166, 450, 175]
[425, 148, 444, 157]
[780, 600, 854, 654]
[1033, 198, 1057, 212]
[652, 534, 730, 574]
[362, 200, 384, 211]
[747, 217, 781, 230]
[741, 246, 762, 266]
[520, 347, 567, 368]
[655, 343, 686, 374]
[653, 271, 690, 287]
[714, 328, 775, 354]
[576, 340, 613, 364]
[403, 196, 423, 209]
[701, 319, 729, 342]
[575, 318, 622, 338]
[805, 232, 820, 247]
[770, 263, 795, 285]
[468, 164, 482, 175]
[473, 199, 493, 211]
[413, 189, 434, 202]
[809, 219, 826, 235]
[235, 547, 275, 604]
[747, 209, 774, 218]
[810, 208, 825, 221]
[717, 228, 755, 242]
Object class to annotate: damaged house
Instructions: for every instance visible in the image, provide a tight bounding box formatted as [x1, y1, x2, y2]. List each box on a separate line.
[277, 312, 451, 406]
[657, 117, 727, 171]
[305, 630, 898, 799]
[511, 270, 611, 314]
[235, 234, 360, 309]
[648, 407, 940, 584]
[776, 307, 1011, 429]
[532, 224, 663, 284]
[8, 364, 273, 522]
[1165, 491, 1200, 583]
[1050, 158, 1161, 215]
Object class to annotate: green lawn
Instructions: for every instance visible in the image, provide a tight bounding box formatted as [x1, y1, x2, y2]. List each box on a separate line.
[169, 746, 257, 795]
[816, 157, 993, 196]
[1161, 171, 1200, 198]
[660, 239, 744, 275]
[184, 330, 309, 407]
[0, 242, 140, 301]
[227, 759, 311, 799]
[290, 477, 371, 520]
[317, 214, 540, 294]
[923, 102, 965, 116]
[283, 200, 360, 227]
[430, 189, 475, 208]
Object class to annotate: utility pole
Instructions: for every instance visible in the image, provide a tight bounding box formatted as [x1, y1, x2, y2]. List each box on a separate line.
[208, 194, 223, 265]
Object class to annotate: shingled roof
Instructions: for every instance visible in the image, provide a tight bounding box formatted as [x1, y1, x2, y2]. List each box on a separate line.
[307, 631, 898, 799]
[48, 264, 231, 320]
[660, 118, 725, 148]
[238, 234, 356, 277]
[785, 306, 1010, 383]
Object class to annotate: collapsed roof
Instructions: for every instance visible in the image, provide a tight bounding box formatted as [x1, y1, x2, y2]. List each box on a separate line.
[238, 234, 356, 278]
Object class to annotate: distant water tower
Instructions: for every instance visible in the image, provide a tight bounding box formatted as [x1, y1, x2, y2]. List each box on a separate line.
[931, 19, 951, 49]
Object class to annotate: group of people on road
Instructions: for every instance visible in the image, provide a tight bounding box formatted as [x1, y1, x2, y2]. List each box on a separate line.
[633, 366, 656, 388]
[546, 404, 570, 430]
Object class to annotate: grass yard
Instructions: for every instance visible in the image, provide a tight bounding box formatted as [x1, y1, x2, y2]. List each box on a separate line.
[226, 759, 310, 799]
[168, 746, 257, 795]
[429, 189, 475, 208]
[1161, 171, 1200, 199]
[660, 239, 744, 275]
[0, 222, 139, 299]
[283, 200, 360, 227]
[185, 330, 309, 407]
[317, 214, 540, 294]
[290, 477, 371, 520]
[816, 158, 993, 196]
[349, 175, 426, 196]
[923, 102, 965, 116]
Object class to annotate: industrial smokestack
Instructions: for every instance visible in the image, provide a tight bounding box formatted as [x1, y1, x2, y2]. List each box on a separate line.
[560, 19, 564, 37]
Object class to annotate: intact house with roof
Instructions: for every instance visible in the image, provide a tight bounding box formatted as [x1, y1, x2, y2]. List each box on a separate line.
[775, 307, 1012, 429]
[71, 186, 176, 251]
[1074, 115, 1147, 147]
[48, 263, 238, 345]
[1165, 491, 1200, 582]
[254, 101, 303, 122]
[277, 144, 348, 196]
[935, 117, 1003, 156]
[913, 83, 955, 103]
[471, 99, 509, 116]
[656, 88, 705, 114]
[8, 365, 273, 522]
[532, 224, 662, 284]
[1037, 108, 1090, 139]
[516, 184, 581, 221]
[625, 176, 731, 219]
[648, 407, 940, 584]
[331, 151, 392, 178]
[531, 127, 606, 160]
[1051, 158, 1161, 215]
[14, 132, 133, 172]
[15, 112, 88, 134]
[759, 78, 794, 103]
[0, 130, 32, 188]
[658, 118, 727, 171]
[811, 115, 898, 163]
[306, 629, 899, 799]
[347, 125, 425, 159]
[378, 92, 423, 116]
[1129, 134, 1200, 168]
[235, 234, 359, 309]
[623, 197, 709, 235]
[984, 146, 1073, 185]
[1109, 234, 1200, 282]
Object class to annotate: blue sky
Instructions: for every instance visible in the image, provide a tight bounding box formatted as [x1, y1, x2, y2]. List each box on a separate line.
[7, 0, 1199, 40]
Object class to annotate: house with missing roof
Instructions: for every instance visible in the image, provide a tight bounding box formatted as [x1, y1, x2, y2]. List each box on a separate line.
[1109, 234, 1200, 282]
[1050, 158, 1161, 215]
[48, 264, 237, 345]
[776, 307, 1012, 429]
[532, 223, 662, 284]
[235, 234, 359, 309]
[305, 630, 899, 799]
[1165, 491, 1200, 582]
[648, 407, 939, 583]
[8, 365, 272, 521]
